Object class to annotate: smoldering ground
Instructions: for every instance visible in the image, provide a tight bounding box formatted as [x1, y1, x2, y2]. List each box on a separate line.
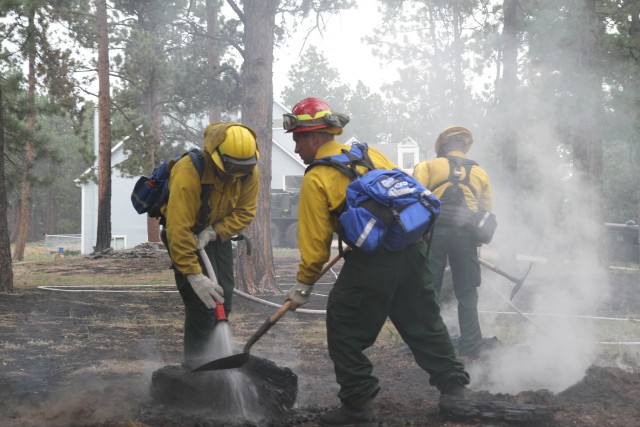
[4, 247, 640, 426]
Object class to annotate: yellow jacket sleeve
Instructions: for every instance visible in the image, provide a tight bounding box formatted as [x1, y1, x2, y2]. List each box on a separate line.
[296, 141, 397, 284]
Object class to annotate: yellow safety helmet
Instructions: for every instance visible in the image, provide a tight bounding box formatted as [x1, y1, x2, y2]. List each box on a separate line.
[210, 125, 259, 177]
[435, 126, 473, 156]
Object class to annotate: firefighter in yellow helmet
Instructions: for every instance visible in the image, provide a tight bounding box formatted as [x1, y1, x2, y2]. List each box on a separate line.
[283, 98, 469, 426]
[413, 126, 493, 360]
[160, 122, 259, 367]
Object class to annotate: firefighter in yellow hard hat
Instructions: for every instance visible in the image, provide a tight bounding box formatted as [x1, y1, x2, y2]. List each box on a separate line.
[161, 122, 259, 367]
[283, 98, 470, 425]
[413, 126, 494, 360]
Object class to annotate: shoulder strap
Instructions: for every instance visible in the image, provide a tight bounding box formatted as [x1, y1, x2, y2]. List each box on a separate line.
[187, 149, 213, 234]
[431, 155, 478, 198]
[305, 142, 376, 180]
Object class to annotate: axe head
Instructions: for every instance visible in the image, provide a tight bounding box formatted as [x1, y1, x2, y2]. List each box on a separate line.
[510, 262, 533, 300]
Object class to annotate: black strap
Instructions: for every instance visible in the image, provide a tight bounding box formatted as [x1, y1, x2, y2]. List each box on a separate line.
[431, 155, 478, 199]
[190, 150, 213, 234]
[306, 142, 376, 181]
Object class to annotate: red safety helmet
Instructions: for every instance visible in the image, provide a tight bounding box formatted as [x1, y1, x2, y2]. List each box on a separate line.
[283, 97, 349, 134]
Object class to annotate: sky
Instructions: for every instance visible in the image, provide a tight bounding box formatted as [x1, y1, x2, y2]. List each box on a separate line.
[272, 4, 394, 101]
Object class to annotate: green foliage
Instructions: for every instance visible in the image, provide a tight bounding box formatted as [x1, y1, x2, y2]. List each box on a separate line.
[280, 45, 351, 109]
[280, 46, 392, 143]
[108, 0, 243, 177]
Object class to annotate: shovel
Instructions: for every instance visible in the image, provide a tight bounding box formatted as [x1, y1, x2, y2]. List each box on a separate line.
[192, 250, 346, 372]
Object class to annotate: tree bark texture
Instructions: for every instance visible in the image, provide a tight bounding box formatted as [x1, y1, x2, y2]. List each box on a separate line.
[237, 0, 278, 294]
[0, 81, 14, 291]
[207, 0, 222, 123]
[573, 0, 605, 256]
[12, 10, 36, 261]
[497, 0, 519, 263]
[94, 0, 113, 253]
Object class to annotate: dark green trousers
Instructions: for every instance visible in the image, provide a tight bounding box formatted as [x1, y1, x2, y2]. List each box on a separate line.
[429, 225, 483, 357]
[326, 241, 469, 408]
[162, 231, 235, 365]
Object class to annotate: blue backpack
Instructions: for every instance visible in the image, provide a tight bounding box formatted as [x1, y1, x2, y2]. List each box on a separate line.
[131, 149, 212, 229]
[307, 142, 441, 253]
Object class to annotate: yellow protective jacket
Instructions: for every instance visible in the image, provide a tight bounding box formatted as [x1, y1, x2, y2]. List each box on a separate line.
[161, 123, 259, 275]
[296, 140, 397, 284]
[412, 150, 492, 214]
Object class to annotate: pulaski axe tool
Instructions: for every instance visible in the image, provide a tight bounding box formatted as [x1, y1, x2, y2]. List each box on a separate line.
[477, 257, 532, 300]
[192, 250, 346, 372]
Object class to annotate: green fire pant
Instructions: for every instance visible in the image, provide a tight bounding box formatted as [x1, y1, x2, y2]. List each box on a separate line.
[428, 225, 483, 357]
[162, 231, 235, 365]
[326, 241, 469, 408]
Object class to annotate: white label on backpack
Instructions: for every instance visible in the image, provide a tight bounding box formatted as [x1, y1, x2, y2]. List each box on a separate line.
[383, 177, 414, 197]
[477, 211, 491, 228]
[356, 218, 377, 248]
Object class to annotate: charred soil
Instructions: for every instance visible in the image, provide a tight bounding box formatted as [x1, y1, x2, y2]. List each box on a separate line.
[3, 248, 640, 426]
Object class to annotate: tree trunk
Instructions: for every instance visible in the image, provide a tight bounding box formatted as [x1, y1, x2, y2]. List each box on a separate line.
[451, 4, 465, 114]
[572, 0, 604, 258]
[0, 79, 14, 292]
[497, 0, 519, 263]
[12, 10, 37, 261]
[207, 0, 222, 123]
[236, 0, 278, 294]
[146, 115, 162, 243]
[93, 0, 113, 253]
[147, 215, 160, 243]
[144, 47, 162, 243]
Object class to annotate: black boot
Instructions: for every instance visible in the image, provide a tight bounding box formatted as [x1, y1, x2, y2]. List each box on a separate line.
[439, 384, 467, 403]
[318, 402, 378, 427]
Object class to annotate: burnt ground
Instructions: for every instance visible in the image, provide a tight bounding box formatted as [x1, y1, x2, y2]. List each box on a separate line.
[2, 247, 640, 427]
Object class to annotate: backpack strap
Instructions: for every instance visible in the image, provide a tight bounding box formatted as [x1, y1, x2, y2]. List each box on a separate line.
[187, 149, 213, 234]
[431, 155, 479, 199]
[305, 142, 377, 254]
[305, 142, 376, 180]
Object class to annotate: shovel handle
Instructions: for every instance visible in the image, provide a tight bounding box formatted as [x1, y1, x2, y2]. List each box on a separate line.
[478, 257, 520, 283]
[272, 250, 346, 321]
[243, 249, 348, 353]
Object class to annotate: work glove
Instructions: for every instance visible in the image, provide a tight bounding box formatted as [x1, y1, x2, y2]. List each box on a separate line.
[187, 273, 225, 309]
[285, 281, 313, 310]
[194, 225, 217, 250]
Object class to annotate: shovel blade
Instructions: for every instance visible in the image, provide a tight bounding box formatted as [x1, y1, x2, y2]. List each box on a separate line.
[191, 352, 250, 372]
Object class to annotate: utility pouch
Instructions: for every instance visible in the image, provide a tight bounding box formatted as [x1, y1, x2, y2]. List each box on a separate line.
[473, 210, 497, 244]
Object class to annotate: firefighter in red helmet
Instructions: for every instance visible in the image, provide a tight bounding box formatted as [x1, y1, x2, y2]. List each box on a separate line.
[283, 98, 469, 426]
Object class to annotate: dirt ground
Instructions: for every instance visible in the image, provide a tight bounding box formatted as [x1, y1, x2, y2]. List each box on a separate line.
[2, 246, 640, 426]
